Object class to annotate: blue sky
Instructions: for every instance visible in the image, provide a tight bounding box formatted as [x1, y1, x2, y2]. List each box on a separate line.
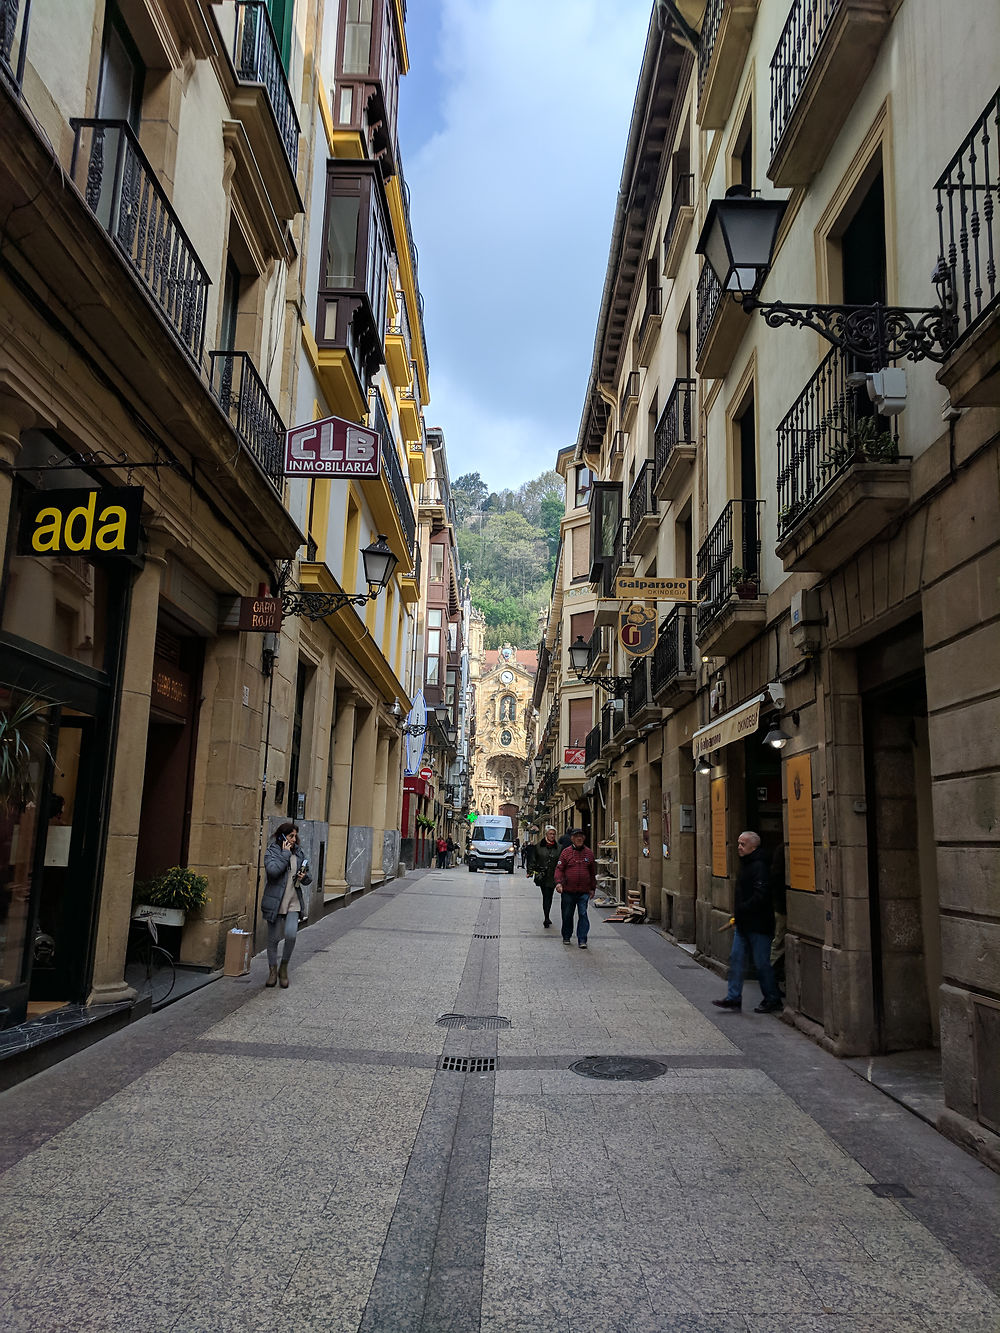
[398, 0, 653, 492]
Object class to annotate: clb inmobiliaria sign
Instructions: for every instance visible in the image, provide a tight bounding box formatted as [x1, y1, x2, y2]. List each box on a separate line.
[19, 487, 144, 557]
[284, 414, 380, 477]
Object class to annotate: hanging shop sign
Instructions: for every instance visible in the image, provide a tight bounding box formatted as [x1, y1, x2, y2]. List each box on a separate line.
[284, 414, 380, 478]
[18, 487, 144, 557]
[563, 747, 585, 766]
[618, 601, 658, 657]
[614, 576, 694, 602]
[236, 596, 283, 632]
[786, 751, 817, 893]
[692, 692, 768, 760]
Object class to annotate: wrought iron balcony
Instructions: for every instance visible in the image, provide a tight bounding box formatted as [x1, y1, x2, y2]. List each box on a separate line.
[627, 657, 650, 720]
[696, 262, 749, 377]
[370, 391, 416, 554]
[620, 370, 641, 426]
[0, 0, 30, 91]
[612, 517, 630, 576]
[610, 698, 626, 737]
[636, 286, 662, 367]
[775, 347, 908, 573]
[609, 430, 627, 476]
[587, 625, 609, 670]
[600, 705, 613, 752]
[70, 120, 209, 365]
[663, 173, 694, 267]
[208, 352, 285, 490]
[627, 461, 658, 555]
[233, 1, 300, 175]
[651, 605, 696, 704]
[697, 0, 760, 130]
[653, 378, 697, 501]
[696, 498, 763, 636]
[935, 86, 1000, 351]
[585, 723, 602, 769]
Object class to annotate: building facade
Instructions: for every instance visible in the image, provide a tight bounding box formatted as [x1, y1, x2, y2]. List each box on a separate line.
[0, 0, 451, 1049]
[469, 646, 535, 821]
[556, 1, 1000, 1168]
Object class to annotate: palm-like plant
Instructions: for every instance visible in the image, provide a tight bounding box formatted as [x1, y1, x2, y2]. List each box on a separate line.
[0, 693, 54, 807]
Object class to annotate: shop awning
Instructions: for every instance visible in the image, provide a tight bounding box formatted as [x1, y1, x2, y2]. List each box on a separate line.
[693, 692, 768, 760]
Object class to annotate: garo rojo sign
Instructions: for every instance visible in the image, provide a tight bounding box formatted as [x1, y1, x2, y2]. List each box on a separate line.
[18, 487, 144, 557]
[284, 414, 381, 477]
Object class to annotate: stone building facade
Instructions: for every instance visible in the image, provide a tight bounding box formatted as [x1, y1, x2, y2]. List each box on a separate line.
[469, 645, 535, 821]
[545, 1, 1000, 1168]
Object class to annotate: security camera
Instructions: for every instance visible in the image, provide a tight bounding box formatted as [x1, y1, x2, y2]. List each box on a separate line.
[866, 368, 907, 415]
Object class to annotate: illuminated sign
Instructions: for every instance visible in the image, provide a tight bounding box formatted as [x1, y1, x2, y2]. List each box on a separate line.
[19, 487, 143, 557]
[284, 414, 380, 477]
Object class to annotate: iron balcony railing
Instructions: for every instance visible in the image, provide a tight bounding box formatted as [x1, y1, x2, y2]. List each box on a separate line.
[696, 498, 763, 634]
[770, 0, 838, 153]
[371, 393, 417, 552]
[585, 724, 601, 768]
[0, 0, 31, 91]
[398, 154, 431, 377]
[70, 119, 209, 364]
[406, 538, 421, 586]
[935, 85, 1000, 346]
[651, 604, 695, 696]
[620, 370, 640, 420]
[600, 704, 613, 750]
[696, 263, 724, 361]
[628, 658, 649, 717]
[698, 0, 724, 104]
[776, 346, 899, 537]
[613, 517, 629, 574]
[654, 378, 697, 484]
[587, 625, 609, 670]
[664, 173, 694, 256]
[628, 460, 657, 529]
[610, 698, 626, 736]
[233, 0, 300, 175]
[610, 430, 627, 466]
[208, 352, 285, 490]
[638, 285, 662, 345]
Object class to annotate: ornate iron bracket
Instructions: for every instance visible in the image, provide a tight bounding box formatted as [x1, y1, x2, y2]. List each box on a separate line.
[739, 291, 957, 365]
[3, 447, 181, 482]
[280, 588, 377, 621]
[574, 672, 632, 699]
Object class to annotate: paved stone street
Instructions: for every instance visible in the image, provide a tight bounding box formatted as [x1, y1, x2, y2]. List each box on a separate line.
[1, 867, 998, 1332]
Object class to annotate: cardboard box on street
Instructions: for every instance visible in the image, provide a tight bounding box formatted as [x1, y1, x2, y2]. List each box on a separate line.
[223, 928, 252, 977]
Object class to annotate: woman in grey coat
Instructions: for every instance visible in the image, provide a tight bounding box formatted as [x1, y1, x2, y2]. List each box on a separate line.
[261, 821, 311, 988]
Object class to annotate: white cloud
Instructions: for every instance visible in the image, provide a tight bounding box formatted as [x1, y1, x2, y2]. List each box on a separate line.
[405, 0, 652, 489]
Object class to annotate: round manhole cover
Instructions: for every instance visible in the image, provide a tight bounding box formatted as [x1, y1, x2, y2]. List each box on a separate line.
[436, 1013, 512, 1030]
[570, 1055, 667, 1081]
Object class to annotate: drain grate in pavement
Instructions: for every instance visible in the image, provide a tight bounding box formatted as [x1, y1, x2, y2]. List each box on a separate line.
[473, 932, 500, 939]
[436, 1013, 512, 1030]
[483, 895, 501, 900]
[437, 1056, 497, 1073]
[570, 1055, 668, 1082]
[867, 1182, 913, 1198]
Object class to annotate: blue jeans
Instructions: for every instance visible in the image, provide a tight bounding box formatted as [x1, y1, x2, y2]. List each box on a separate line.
[561, 891, 590, 943]
[725, 929, 780, 1004]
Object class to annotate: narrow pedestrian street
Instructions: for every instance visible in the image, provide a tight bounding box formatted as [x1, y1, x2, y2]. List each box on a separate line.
[1, 869, 998, 1333]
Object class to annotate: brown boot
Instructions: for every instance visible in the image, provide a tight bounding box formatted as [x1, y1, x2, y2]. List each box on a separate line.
[278, 961, 289, 988]
[266, 966, 278, 987]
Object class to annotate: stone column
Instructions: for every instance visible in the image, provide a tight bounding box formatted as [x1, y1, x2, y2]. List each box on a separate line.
[382, 731, 403, 880]
[347, 703, 376, 892]
[327, 689, 357, 896]
[89, 535, 168, 1006]
[0, 394, 35, 554]
[370, 726, 390, 881]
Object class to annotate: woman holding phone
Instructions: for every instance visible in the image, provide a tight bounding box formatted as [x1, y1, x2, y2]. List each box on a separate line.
[261, 821, 311, 988]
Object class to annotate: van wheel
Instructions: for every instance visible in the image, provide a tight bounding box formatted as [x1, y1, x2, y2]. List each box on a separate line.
[507, 863, 515, 874]
[469, 863, 477, 873]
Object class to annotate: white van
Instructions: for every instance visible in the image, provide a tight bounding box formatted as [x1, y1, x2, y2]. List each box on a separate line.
[467, 815, 516, 874]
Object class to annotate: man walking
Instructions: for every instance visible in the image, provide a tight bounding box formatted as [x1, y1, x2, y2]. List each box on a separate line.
[712, 830, 783, 1013]
[435, 835, 448, 870]
[555, 827, 596, 948]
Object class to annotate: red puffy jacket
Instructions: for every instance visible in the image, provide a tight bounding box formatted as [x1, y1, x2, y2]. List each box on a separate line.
[555, 845, 596, 894]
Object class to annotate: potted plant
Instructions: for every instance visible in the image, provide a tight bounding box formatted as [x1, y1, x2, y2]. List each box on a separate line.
[851, 414, 899, 462]
[133, 866, 209, 928]
[730, 566, 759, 599]
[0, 692, 54, 808]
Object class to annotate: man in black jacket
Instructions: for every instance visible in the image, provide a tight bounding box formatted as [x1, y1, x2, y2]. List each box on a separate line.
[712, 830, 783, 1014]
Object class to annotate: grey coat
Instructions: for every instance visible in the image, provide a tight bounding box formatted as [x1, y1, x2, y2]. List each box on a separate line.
[261, 842, 312, 924]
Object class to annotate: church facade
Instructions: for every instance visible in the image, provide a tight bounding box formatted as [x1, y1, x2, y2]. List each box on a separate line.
[468, 645, 536, 821]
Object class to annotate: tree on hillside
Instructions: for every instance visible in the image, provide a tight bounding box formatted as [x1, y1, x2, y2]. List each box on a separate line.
[452, 472, 489, 524]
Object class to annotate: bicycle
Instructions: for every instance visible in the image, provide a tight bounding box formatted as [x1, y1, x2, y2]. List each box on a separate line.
[125, 914, 176, 1007]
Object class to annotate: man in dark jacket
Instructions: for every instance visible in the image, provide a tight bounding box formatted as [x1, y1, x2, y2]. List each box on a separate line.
[532, 826, 560, 928]
[712, 830, 783, 1013]
[555, 828, 597, 948]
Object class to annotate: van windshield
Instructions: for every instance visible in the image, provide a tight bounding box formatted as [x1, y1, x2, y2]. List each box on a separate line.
[472, 825, 512, 843]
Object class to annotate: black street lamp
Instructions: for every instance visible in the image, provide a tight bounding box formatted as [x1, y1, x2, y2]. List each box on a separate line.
[568, 635, 631, 698]
[281, 535, 399, 620]
[403, 704, 451, 737]
[696, 185, 956, 369]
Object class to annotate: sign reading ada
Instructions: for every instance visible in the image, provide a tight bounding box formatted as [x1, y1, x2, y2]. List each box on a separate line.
[284, 414, 380, 478]
[618, 601, 658, 657]
[614, 575, 694, 601]
[19, 487, 143, 557]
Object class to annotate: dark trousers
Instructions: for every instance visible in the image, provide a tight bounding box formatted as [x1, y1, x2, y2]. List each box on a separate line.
[560, 891, 590, 943]
[539, 885, 554, 923]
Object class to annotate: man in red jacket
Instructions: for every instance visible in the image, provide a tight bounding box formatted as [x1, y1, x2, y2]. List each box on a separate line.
[555, 828, 596, 949]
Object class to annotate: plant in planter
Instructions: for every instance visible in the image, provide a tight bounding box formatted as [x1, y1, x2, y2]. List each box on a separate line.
[133, 866, 209, 928]
[851, 414, 899, 462]
[730, 566, 759, 599]
[0, 692, 54, 808]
